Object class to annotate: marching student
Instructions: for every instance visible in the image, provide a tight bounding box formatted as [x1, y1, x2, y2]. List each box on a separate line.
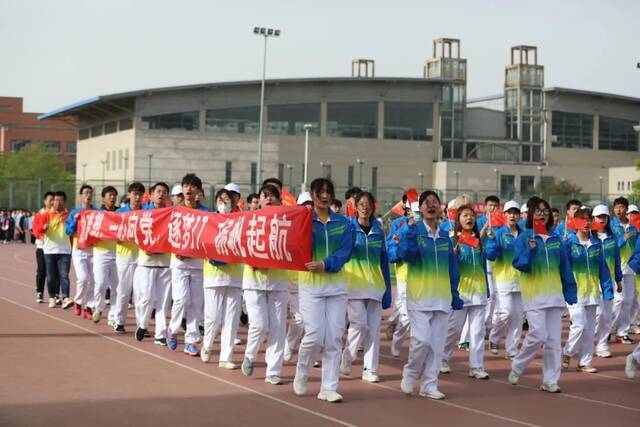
[112, 182, 145, 334]
[592, 204, 623, 358]
[340, 191, 391, 383]
[240, 185, 290, 385]
[555, 199, 582, 239]
[610, 197, 638, 344]
[441, 204, 490, 380]
[561, 207, 613, 373]
[224, 183, 242, 212]
[33, 192, 54, 304]
[92, 186, 119, 324]
[167, 173, 208, 356]
[246, 193, 260, 211]
[293, 178, 354, 403]
[200, 188, 242, 369]
[284, 192, 313, 362]
[486, 201, 524, 360]
[170, 185, 183, 206]
[518, 203, 528, 230]
[477, 195, 500, 336]
[134, 182, 173, 345]
[33, 191, 73, 309]
[508, 197, 577, 393]
[396, 190, 463, 400]
[64, 185, 95, 318]
[625, 239, 640, 379]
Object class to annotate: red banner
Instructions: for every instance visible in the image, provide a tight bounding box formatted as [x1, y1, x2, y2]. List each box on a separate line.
[76, 206, 313, 271]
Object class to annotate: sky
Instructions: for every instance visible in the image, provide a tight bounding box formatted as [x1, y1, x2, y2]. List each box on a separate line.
[1, 0, 639, 113]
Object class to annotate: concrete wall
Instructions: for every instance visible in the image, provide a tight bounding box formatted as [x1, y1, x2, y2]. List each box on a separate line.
[77, 129, 135, 185]
[609, 166, 639, 196]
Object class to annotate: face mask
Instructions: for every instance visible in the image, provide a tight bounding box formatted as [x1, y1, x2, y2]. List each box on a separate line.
[217, 203, 231, 214]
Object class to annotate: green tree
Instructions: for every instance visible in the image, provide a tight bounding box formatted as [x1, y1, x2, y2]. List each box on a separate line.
[535, 177, 583, 198]
[0, 144, 72, 180]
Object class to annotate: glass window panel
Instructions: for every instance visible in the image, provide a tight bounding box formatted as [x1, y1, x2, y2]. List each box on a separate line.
[599, 116, 638, 151]
[66, 142, 77, 154]
[205, 106, 259, 134]
[278, 163, 285, 182]
[267, 103, 320, 136]
[327, 102, 377, 138]
[91, 125, 103, 137]
[65, 163, 76, 173]
[43, 140, 61, 153]
[225, 161, 232, 183]
[142, 111, 199, 131]
[384, 102, 433, 141]
[500, 175, 516, 199]
[551, 111, 593, 148]
[520, 175, 535, 196]
[79, 129, 90, 140]
[119, 118, 133, 131]
[105, 121, 118, 134]
[442, 141, 452, 159]
[522, 145, 531, 162]
[441, 116, 452, 139]
[10, 139, 31, 152]
[453, 141, 464, 159]
[371, 166, 378, 192]
[347, 165, 354, 188]
[531, 145, 541, 162]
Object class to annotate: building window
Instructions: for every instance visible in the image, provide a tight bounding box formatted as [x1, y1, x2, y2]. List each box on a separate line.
[321, 163, 332, 179]
[66, 141, 77, 154]
[118, 150, 124, 170]
[119, 118, 133, 131]
[500, 174, 516, 199]
[441, 84, 465, 159]
[10, 139, 31, 152]
[599, 116, 638, 151]
[206, 106, 259, 134]
[142, 111, 199, 131]
[225, 161, 232, 183]
[65, 163, 76, 174]
[79, 129, 90, 140]
[551, 111, 593, 148]
[347, 165, 354, 188]
[520, 175, 535, 196]
[327, 102, 377, 138]
[111, 151, 116, 171]
[43, 140, 61, 153]
[105, 152, 110, 171]
[278, 163, 285, 183]
[384, 102, 433, 141]
[628, 182, 632, 191]
[371, 166, 378, 194]
[91, 125, 103, 138]
[250, 162, 257, 193]
[267, 103, 320, 136]
[521, 144, 542, 163]
[105, 120, 118, 135]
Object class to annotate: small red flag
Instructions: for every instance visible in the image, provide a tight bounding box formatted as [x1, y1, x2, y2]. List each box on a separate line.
[629, 213, 640, 229]
[447, 207, 458, 222]
[345, 199, 357, 217]
[571, 217, 588, 231]
[590, 221, 605, 232]
[489, 212, 507, 228]
[565, 215, 577, 231]
[533, 218, 548, 236]
[458, 230, 480, 248]
[391, 200, 405, 216]
[281, 189, 297, 207]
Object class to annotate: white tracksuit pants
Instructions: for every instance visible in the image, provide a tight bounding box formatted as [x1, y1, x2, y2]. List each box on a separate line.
[512, 307, 563, 385]
[72, 255, 94, 307]
[595, 298, 614, 353]
[563, 304, 597, 367]
[444, 305, 487, 369]
[485, 271, 497, 329]
[169, 268, 204, 345]
[296, 293, 348, 392]
[391, 282, 411, 355]
[93, 254, 118, 318]
[113, 263, 136, 326]
[612, 274, 637, 337]
[403, 309, 449, 394]
[285, 291, 304, 356]
[134, 266, 172, 339]
[344, 299, 383, 373]
[244, 289, 288, 377]
[489, 291, 524, 357]
[202, 286, 242, 363]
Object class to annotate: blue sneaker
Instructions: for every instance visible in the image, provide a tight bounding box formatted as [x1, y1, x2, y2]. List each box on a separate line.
[167, 334, 178, 351]
[184, 343, 200, 356]
[241, 357, 254, 376]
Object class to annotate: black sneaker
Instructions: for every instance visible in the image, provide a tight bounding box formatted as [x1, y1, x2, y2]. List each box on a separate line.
[154, 338, 167, 346]
[114, 325, 126, 334]
[36, 293, 44, 304]
[240, 312, 249, 326]
[135, 327, 147, 342]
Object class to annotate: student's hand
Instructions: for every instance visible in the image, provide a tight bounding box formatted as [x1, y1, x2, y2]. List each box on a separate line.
[42, 223, 49, 231]
[305, 261, 325, 272]
[528, 238, 537, 249]
[624, 232, 632, 242]
[616, 282, 623, 293]
[487, 228, 495, 239]
[453, 244, 460, 256]
[407, 216, 417, 226]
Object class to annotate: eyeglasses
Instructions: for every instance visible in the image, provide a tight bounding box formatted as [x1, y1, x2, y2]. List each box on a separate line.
[534, 209, 551, 215]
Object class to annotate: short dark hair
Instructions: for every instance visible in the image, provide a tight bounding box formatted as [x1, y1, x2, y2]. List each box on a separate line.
[331, 199, 343, 208]
[53, 191, 67, 201]
[345, 187, 363, 200]
[79, 184, 93, 195]
[419, 190, 441, 207]
[526, 197, 554, 231]
[247, 193, 259, 203]
[215, 188, 232, 202]
[151, 182, 170, 193]
[101, 186, 118, 198]
[128, 181, 145, 194]
[485, 195, 500, 205]
[354, 191, 376, 221]
[310, 178, 335, 199]
[565, 199, 582, 211]
[262, 177, 283, 190]
[613, 197, 629, 208]
[401, 191, 408, 203]
[181, 173, 203, 190]
[551, 208, 560, 214]
[259, 184, 280, 200]
[43, 191, 54, 200]
[574, 207, 592, 219]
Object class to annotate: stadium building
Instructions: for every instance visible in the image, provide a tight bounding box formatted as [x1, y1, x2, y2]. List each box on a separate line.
[40, 39, 640, 208]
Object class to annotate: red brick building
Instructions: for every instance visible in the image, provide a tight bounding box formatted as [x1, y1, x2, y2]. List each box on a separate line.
[0, 97, 77, 173]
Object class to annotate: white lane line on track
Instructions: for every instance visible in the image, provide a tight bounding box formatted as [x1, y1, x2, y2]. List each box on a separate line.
[0, 295, 357, 427]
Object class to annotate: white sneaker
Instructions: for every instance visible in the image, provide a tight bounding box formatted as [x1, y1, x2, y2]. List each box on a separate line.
[48, 298, 56, 308]
[625, 354, 638, 379]
[340, 352, 352, 376]
[265, 375, 282, 385]
[540, 383, 562, 393]
[61, 297, 74, 309]
[596, 350, 612, 358]
[361, 370, 380, 383]
[400, 378, 414, 395]
[468, 368, 490, 379]
[218, 361, 237, 370]
[419, 389, 445, 400]
[200, 349, 211, 363]
[317, 390, 343, 403]
[440, 360, 451, 374]
[293, 375, 307, 396]
[508, 370, 520, 385]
